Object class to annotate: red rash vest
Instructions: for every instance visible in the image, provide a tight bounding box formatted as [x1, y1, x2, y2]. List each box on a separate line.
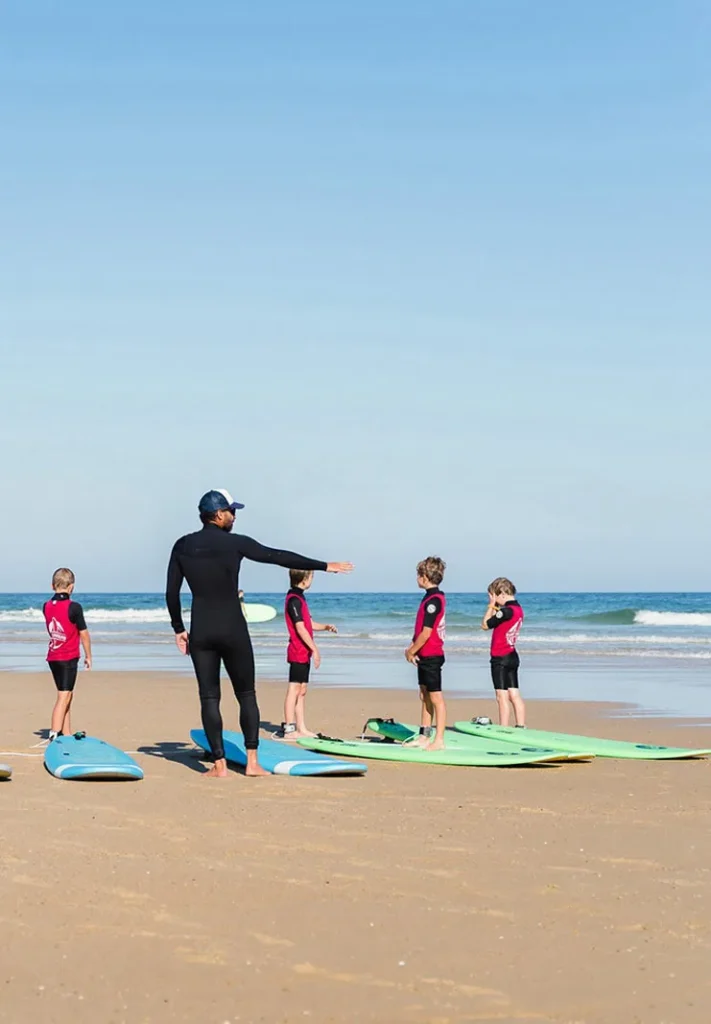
[285, 589, 314, 664]
[489, 601, 524, 657]
[413, 589, 446, 657]
[43, 596, 81, 662]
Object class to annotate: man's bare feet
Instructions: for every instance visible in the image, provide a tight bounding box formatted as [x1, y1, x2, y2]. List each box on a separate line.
[245, 752, 270, 777]
[203, 758, 229, 778]
[427, 740, 445, 752]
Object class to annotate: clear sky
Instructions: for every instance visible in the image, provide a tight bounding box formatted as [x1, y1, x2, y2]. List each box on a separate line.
[2, 1, 709, 592]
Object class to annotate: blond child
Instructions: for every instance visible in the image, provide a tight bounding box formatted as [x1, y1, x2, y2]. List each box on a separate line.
[43, 568, 92, 739]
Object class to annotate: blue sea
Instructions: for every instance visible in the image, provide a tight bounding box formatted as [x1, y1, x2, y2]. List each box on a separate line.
[3, 592, 711, 717]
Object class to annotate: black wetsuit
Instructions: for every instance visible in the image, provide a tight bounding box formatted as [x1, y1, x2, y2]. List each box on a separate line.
[166, 523, 327, 759]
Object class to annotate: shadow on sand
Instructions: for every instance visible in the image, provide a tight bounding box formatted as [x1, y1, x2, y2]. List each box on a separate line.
[137, 740, 248, 775]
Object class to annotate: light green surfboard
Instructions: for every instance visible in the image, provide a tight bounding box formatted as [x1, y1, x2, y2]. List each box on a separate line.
[297, 734, 562, 767]
[454, 720, 711, 760]
[366, 718, 593, 763]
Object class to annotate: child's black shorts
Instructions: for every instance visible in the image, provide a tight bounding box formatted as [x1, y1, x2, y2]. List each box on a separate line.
[49, 658, 79, 692]
[288, 661, 311, 684]
[490, 651, 520, 690]
[417, 655, 445, 693]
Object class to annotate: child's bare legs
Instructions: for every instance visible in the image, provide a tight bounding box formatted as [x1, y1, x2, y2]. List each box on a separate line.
[407, 686, 434, 747]
[508, 688, 526, 726]
[294, 683, 316, 737]
[283, 683, 316, 738]
[427, 691, 446, 750]
[496, 689, 511, 727]
[51, 691, 73, 737]
[283, 683, 301, 737]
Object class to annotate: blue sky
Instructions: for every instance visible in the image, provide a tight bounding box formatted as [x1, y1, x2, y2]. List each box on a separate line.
[2, 1, 709, 592]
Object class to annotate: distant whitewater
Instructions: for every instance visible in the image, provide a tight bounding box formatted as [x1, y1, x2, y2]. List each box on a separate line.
[2, 592, 711, 669]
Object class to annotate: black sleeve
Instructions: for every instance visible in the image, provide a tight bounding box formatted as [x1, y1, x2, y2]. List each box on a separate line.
[235, 535, 328, 572]
[166, 540, 186, 633]
[485, 606, 514, 630]
[286, 597, 304, 624]
[422, 596, 443, 629]
[68, 602, 87, 631]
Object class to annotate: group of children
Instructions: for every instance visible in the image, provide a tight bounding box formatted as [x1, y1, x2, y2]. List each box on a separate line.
[42, 560, 526, 751]
[276, 557, 526, 751]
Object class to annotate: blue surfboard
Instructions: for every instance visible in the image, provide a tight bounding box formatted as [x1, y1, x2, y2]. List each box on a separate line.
[190, 729, 367, 776]
[44, 733, 143, 780]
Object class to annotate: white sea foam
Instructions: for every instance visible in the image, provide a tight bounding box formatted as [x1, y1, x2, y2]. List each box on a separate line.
[634, 610, 711, 627]
[0, 607, 177, 624]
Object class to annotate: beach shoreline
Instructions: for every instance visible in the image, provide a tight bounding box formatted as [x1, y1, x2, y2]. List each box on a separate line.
[2, 671, 710, 1023]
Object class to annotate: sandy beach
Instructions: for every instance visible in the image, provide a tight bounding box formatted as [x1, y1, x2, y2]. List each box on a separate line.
[1, 670, 710, 1024]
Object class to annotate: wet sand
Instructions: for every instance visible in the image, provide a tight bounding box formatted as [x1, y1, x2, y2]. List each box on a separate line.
[1, 670, 710, 1023]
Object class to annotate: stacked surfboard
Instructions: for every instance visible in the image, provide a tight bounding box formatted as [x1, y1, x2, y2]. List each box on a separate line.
[294, 717, 711, 765]
[452, 720, 711, 760]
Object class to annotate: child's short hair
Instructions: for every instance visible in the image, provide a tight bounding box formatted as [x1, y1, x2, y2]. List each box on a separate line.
[52, 567, 75, 590]
[488, 576, 516, 597]
[289, 569, 314, 587]
[417, 557, 446, 586]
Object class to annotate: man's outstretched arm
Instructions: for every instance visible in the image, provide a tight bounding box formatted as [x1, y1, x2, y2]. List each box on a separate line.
[235, 535, 353, 574]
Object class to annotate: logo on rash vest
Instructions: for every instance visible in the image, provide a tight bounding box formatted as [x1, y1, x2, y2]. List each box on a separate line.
[427, 604, 437, 613]
[48, 617, 67, 651]
[506, 620, 522, 648]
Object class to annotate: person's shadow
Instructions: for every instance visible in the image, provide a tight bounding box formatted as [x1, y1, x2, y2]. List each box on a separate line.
[260, 720, 283, 737]
[137, 740, 211, 775]
[137, 740, 249, 775]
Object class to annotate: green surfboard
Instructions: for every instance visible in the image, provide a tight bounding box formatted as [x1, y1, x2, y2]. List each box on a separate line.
[366, 718, 593, 762]
[297, 734, 562, 767]
[454, 720, 711, 760]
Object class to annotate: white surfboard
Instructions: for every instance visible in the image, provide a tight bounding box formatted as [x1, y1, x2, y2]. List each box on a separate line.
[0, 763, 13, 780]
[243, 603, 277, 623]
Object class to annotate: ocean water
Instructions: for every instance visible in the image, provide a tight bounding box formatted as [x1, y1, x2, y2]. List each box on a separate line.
[3, 591, 711, 656]
[2, 593, 711, 716]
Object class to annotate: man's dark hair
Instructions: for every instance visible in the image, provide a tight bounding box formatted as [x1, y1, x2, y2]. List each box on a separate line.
[200, 510, 218, 525]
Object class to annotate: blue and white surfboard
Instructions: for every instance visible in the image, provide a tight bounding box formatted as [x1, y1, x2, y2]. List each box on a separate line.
[190, 729, 367, 776]
[44, 733, 144, 780]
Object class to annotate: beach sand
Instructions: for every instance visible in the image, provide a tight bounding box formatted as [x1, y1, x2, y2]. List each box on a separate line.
[1, 671, 710, 1024]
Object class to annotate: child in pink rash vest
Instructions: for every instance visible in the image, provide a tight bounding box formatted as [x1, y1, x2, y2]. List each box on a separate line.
[405, 556, 447, 750]
[481, 576, 525, 727]
[43, 567, 92, 741]
[279, 569, 337, 739]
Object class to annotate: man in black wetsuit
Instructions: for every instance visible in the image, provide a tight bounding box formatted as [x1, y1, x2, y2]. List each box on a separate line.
[166, 489, 353, 778]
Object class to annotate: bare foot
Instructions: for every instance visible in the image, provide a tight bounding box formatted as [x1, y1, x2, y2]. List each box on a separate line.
[245, 763, 270, 778]
[203, 758, 229, 778]
[295, 729, 318, 738]
[404, 735, 428, 749]
[426, 740, 445, 752]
